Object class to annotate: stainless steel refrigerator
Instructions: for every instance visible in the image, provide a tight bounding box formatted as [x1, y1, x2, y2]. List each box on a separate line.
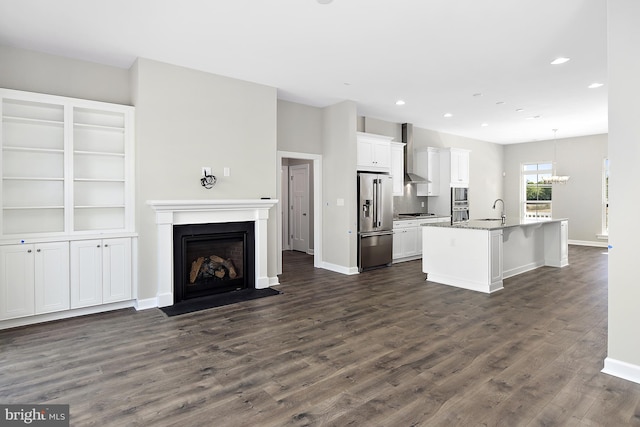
[357, 172, 393, 271]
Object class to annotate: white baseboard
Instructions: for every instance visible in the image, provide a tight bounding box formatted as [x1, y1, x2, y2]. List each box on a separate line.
[320, 261, 359, 275]
[135, 297, 158, 311]
[602, 357, 640, 384]
[569, 239, 609, 248]
[269, 276, 280, 286]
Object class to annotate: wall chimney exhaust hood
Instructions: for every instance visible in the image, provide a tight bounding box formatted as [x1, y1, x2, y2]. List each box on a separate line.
[402, 123, 429, 184]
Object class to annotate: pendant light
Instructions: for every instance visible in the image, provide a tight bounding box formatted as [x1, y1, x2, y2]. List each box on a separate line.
[544, 129, 570, 184]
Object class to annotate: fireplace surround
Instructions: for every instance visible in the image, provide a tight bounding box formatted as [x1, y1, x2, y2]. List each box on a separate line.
[147, 199, 278, 307]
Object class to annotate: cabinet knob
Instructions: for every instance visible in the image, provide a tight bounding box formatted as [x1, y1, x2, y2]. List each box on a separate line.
[37, 249, 41, 253]
[104, 244, 108, 247]
[97, 245, 101, 248]
[27, 249, 32, 253]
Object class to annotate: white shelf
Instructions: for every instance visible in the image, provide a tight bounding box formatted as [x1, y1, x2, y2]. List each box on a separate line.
[3, 116, 64, 127]
[3, 176, 64, 181]
[74, 122, 124, 132]
[73, 150, 124, 157]
[3, 146, 64, 154]
[3, 206, 64, 210]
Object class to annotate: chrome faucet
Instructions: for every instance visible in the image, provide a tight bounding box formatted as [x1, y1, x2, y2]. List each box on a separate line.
[492, 198, 506, 224]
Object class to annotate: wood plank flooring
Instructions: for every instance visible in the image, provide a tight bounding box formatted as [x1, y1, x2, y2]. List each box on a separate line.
[2, 245, 640, 426]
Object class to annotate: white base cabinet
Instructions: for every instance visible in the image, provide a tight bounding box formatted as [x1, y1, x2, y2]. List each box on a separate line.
[71, 238, 131, 309]
[393, 217, 450, 262]
[0, 242, 69, 320]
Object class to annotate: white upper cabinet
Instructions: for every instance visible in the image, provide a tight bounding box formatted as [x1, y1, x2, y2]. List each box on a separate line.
[415, 147, 441, 196]
[357, 132, 393, 173]
[390, 142, 405, 196]
[435, 147, 470, 188]
[0, 89, 135, 238]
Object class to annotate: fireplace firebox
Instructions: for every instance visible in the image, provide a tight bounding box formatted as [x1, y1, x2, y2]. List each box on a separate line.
[173, 222, 255, 303]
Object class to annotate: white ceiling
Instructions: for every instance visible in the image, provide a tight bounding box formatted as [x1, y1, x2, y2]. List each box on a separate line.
[0, 0, 608, 144]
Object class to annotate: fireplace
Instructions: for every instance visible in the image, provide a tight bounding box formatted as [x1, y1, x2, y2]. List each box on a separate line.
[146, 199, 278, 308]
[173, 222, 255, 303]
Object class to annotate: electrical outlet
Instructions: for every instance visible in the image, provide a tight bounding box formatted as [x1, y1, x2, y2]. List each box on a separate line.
[224, 167, 230, 177]
[201, 167, 211, 177]
[421, 201, 425, 207]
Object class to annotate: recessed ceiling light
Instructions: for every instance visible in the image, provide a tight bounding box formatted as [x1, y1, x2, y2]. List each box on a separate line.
[395, 100, 405, 106]
[317, 0, 333, 4]
[443, 113, 453, 118]
[588, 82, 604, 89]
[473, 93, 483, 97]
[551, 57, 571, 65]
[515, 108, 524, 112]
[481, 123, 489, 127]
[496, 101, 505, 105]
[525, 115, 542, 120]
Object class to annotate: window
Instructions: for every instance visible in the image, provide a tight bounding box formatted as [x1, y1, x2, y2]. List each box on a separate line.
[522, 163, 553, 218]
[602, 158, 609, 235]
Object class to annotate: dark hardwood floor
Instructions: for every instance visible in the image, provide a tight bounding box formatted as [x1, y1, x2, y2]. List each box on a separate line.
[2, 245, 639, 426]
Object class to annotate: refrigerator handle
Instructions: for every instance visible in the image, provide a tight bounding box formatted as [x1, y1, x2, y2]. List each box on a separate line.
[372, 179, 378, 227]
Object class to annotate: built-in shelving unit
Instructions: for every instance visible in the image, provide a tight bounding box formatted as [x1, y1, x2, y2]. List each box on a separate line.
[0, 88, 136, 328]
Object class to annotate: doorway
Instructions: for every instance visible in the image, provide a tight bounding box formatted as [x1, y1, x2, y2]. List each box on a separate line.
[276, 151, 322, 275]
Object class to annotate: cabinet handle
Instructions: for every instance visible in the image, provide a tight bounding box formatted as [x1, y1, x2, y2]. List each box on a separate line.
[97, 245, 101, 248]
[37, 249, 41, 253]
[27, 249, 32, 253]
[104, 244, 108, 247]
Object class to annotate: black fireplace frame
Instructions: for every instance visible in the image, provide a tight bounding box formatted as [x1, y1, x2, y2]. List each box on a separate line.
[173, 221, 255, 304]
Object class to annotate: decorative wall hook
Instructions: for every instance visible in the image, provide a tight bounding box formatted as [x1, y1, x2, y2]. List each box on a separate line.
[200, 171, 217, 189]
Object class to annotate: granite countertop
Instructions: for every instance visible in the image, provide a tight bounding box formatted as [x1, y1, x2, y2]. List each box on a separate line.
[422, 217, 568, 230]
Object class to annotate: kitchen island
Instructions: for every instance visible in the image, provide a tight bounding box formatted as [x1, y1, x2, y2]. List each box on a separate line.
[422, 218, 568, 293]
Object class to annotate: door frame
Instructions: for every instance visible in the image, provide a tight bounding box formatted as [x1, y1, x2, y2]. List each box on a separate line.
[276, 151, 322, 275]
[289, 163, 310, 253]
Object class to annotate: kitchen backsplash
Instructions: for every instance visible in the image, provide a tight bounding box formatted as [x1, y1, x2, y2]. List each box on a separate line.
[393, 184, 429, 215]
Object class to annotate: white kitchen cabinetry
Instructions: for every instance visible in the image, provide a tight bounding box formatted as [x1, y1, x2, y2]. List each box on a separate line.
[544, 220, 569, 267]
[0, 89, 136, 328]
[357, 132, 393, 173]
[0, 242, 69, 320]
[390, 142, 406, 196]
[444, 148, 470, 187]
[70, 237, 132, 309]
[393, 220, 419, 261]
[415, 148, 441, 196]
[393, 217, 450, 262]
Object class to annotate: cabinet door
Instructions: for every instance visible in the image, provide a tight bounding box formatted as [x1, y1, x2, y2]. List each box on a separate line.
[393, 229, 404, 259]
[372, 141, 391, 169]
[102, 238, 132, 303]
[414, 149, 429, 197]
[451, 149, 470, 186]
[70, 240, 103, 308]
[427, 149, 440, 196]
[403, 227, 419, 257]
[390, 144, 405, 196]
[357, 139, 375, 168]
[34, 242, 70, 314]
[0, 245, 35, 320]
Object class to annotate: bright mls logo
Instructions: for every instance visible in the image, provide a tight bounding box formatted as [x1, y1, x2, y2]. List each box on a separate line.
[1, 405, 69, 426]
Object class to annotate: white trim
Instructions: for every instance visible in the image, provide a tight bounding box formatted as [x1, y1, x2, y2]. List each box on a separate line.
[135, 297, 158, 310]
[276, 151, 323, 273]
[269, 276, 280, 286]
[320, 261, 359, 275]
[602, 357, 640, 385]
[0, 300, 134, 330]
[596, 233, 609, 240]
[568, 239, 608, 248]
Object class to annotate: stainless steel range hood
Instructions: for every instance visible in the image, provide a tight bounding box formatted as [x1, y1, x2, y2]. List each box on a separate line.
[402, 123, 429, 184]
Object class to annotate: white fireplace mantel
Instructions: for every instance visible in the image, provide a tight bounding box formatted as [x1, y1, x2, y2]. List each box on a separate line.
[147, 199, 278, 307]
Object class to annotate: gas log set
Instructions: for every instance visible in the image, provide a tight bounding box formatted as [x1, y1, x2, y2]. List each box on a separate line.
[189, 255, 238, 283]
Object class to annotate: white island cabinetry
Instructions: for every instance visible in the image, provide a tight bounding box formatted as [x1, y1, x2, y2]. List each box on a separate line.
[422, 219, 568, 293]
[393, 217, 450, 263]
[0, 89, 136, 329]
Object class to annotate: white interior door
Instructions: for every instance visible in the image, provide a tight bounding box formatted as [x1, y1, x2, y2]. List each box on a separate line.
[290, 164, 309, 253]
[281, 165, 290, 250]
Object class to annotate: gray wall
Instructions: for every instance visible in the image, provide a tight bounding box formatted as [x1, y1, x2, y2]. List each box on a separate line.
[607, 0, 640, 373]
[277, 100, 323, 154]
[0, 44, 130, 105]
[131, 58, 278, 299]
[504, 134, 608, 245]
